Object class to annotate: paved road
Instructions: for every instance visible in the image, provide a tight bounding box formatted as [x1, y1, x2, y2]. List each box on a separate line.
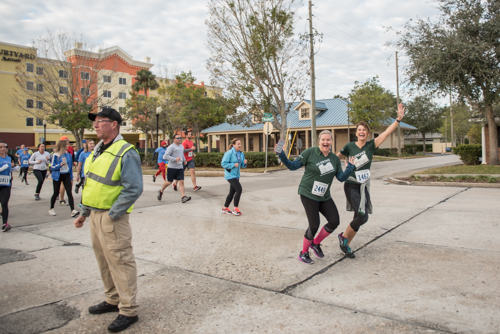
[2, 154, 499, 334]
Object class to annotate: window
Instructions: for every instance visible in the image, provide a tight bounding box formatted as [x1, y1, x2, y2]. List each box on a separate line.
[204, 91, 208, 97]
[103, 90, 111, 98]
[36, 101, 43, 109]
[119, 92, 126, 99]
[103, 75, 111, 83]
[102, 105, 111, 109]
[81, 87, 90, 96]
[121, 121, 127, 126]
[36, 118, 44, 126]
[119, 107, 124, 112]
[300, 108, 310, 119]
[36, 83, 43, 92]
[26, 99, 34, 108]
[59, 70, 68, 78]
[36, 67, 44, 75]
[27, 81, 34, 90]
[26, 117, 34, 126]
[119, 77, 126, 85]
[59, 86, 68, 95]
[81, 72, 90, 81]
[26, 63, 34, 72]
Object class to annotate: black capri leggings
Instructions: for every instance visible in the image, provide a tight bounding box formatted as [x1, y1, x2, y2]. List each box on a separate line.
[300, 195, 340, 241]
[20, 167, 29, 181]
[50, 173, 74, 210]
[224, 178, 242, 207]
[0, 186, 11, 224]
[33, 169, 47, 194]
[344, 182, 370, 232]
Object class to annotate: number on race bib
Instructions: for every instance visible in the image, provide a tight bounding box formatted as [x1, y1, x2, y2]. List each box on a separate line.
[0, 175, 10, 186]
[188, 151, 193, 157]
[311, 180, 329, 197]
[355, 170, 370, 183]
[22, 160, 29, 165]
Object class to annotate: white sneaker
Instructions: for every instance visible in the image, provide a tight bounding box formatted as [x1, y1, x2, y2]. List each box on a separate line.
[71, 210, 80, 217]
[49, 209, 56, 216]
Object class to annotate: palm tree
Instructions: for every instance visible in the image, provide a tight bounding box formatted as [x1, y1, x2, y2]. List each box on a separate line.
[132, 69, 159, 97]
[132, 69, 160, 154]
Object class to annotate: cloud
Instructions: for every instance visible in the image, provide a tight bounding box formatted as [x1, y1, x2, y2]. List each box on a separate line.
[0, 0, 443, 103]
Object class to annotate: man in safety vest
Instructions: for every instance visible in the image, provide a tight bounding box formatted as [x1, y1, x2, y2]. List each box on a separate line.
[73, 107, 143, 333]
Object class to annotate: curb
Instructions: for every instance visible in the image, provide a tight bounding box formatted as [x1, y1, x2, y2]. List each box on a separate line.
[387, 177, 500, 188]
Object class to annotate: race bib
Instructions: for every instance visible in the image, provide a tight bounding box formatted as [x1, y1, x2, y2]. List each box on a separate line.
[0, 175, 9, 186]
[188, 151, 193, 157]
[22, 160, 29, 165]
[61, 165, 69, 173]
[355, 170, 370, 183]
[354, 153, 370, 169]
[311, 180, 329, 197]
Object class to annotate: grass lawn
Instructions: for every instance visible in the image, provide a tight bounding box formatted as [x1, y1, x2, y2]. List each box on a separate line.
[416, 165, 500, 175]
[142, 165, 286, 175]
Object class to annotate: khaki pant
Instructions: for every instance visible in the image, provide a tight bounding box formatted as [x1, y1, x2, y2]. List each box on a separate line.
[89, 210, 138, 316]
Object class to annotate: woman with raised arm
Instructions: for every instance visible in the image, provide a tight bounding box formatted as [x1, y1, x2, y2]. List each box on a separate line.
[336, 103, 405, 258]
[278, 130, 356, 264]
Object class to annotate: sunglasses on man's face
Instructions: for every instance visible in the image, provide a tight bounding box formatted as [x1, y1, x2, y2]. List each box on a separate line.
[175, 137, 181, 140]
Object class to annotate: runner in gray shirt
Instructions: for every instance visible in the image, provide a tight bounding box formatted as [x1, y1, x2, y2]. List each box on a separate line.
[157, 135, 191, 203]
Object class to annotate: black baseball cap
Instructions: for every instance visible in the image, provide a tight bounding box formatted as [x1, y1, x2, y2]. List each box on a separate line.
[88, 107, 122, 125]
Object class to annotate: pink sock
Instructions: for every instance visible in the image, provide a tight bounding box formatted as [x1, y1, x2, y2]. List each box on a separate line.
[302, 237, 312, 254]
[314, 227, 331, 245]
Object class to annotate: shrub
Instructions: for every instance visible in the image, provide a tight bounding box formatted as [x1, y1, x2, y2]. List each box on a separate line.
[194, 151, 279, 168]
[404, 144, 433, 154]
[453, 144, 482, 165]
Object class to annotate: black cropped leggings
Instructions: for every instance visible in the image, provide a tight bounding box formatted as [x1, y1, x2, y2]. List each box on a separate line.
[224, 178, 242, 207]
[300, 195, 340, 241]
[344, 182, 370, 232]
[50, 173, 74, 210]
[20, 167, 29, 182]
[33, 169, 47, 194]
[0, 186, 11, 224]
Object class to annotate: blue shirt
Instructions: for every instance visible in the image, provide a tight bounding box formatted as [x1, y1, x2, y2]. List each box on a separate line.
[19, 153, 31, 167]
[75, 148, 84, 163]
[0, 155, 12, 186]
[155, 147, 168, 164]
[78, 151, 91, 177]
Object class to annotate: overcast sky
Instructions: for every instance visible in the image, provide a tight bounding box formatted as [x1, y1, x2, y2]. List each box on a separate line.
[1, 0, 443, 103]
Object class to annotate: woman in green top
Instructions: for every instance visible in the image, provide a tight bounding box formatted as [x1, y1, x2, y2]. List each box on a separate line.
[279, 130, 356, 264]
[336, 103, 405, 258]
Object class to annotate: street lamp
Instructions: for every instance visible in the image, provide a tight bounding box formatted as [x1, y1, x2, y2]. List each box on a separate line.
[43, 119, 47, 145]
[155, 106, 162, 148]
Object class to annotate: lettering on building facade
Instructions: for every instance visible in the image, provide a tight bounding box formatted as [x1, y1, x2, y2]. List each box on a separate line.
[1, 49, 36, 62]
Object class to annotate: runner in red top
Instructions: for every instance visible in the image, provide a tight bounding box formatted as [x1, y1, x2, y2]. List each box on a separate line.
[181, 131, 201, 191]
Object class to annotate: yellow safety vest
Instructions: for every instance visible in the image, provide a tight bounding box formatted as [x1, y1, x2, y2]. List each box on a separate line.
[82, 140, 135, 213]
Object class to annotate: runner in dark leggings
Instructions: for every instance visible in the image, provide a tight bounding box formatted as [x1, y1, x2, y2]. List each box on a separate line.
[48, 140, 79, 217]
[29, 143, 51, 200]
[0, 140, 20, 232]
[221, 139, 247, 216]
[279, 130, 356, 264]
[336, 103, 405, 258]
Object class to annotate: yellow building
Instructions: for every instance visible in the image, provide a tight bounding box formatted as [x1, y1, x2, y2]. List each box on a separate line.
[1, 40, 221, 151]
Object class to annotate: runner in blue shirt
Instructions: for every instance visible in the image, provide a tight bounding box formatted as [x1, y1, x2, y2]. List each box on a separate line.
[18, 147, 31, 185]
[1, 140, 20, 232]
[75, 139, 95, 194]
[15, 144, 25, 179]
[153, 141, 168, 183]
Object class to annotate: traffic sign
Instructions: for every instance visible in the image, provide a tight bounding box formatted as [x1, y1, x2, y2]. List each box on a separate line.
[39, 137, 44, 143]
[263, 112, 273, 122]
[263, 122, 273, 135]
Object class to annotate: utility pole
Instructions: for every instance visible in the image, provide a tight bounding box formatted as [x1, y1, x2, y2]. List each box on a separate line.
[309, 0, 317, 147]
[347, 101, 350, 142]
[396, 51, 401, 158]
[450, 89, 454, 147]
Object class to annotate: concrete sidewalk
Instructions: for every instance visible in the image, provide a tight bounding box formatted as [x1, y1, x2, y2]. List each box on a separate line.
[1, 158, 499, 333]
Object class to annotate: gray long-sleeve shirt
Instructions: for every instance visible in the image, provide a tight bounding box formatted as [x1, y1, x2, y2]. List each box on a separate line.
[80, 134, 143, 220]
[164, 143, 186, 169]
